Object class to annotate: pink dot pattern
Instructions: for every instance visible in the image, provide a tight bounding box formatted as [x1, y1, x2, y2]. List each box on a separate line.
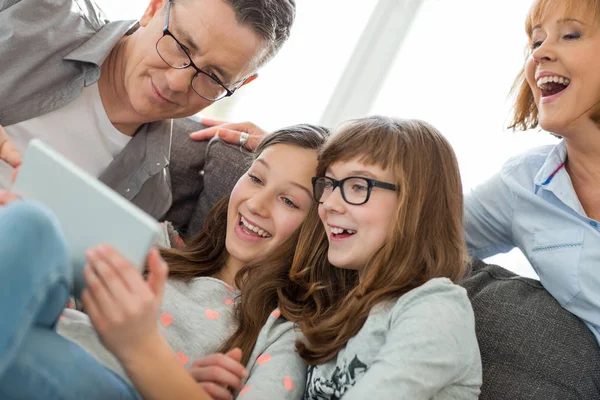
[257, 354, 272, 365]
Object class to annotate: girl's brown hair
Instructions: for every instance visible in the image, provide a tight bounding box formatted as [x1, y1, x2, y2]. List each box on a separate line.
[160, 124, 329, 365]
[509, 0, 600, 131]
[280, 116, 468, 365]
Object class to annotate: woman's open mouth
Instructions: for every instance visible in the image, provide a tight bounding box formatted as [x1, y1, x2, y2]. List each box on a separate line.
[536, 75, 570, 98]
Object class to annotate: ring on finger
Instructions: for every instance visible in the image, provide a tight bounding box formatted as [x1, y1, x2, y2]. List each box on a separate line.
[238, 132, 249, 147]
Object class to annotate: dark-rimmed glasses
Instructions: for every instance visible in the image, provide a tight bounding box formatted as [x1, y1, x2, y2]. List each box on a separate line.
[312, 176, 397, 206]
[155, 0, 238, 101]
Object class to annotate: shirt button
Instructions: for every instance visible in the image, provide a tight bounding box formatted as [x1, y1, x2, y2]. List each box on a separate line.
[590, 221, 598, 228]
[199, 170, 205, 176]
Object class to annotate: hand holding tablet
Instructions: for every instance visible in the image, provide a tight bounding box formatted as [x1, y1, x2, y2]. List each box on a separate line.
[12, 139, 161, 298]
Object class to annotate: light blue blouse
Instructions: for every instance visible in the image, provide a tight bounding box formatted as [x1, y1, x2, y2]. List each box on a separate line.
[465, 140, 600, 345]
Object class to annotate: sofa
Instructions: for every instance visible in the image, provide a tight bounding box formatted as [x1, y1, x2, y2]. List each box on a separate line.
[463, 259, 600, 399]
[168, 117, 600, 399]
[161, 116, 252, 237]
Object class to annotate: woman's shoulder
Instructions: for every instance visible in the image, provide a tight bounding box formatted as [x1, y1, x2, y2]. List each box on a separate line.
[500, 142, 561, 178]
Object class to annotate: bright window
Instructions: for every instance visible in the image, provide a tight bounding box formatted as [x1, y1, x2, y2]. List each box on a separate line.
[370, 0, 560, 278]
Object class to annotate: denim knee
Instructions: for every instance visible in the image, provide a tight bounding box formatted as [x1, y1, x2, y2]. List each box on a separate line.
[2, 200, 69, 274]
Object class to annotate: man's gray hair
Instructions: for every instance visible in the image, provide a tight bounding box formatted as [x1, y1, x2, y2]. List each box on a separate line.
[223, 0, 296, 66]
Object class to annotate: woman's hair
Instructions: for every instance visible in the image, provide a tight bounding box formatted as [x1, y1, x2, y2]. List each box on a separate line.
[160, 123, 329, 365]
[509, 0, 600, 131]
[280, 116, 468, 365]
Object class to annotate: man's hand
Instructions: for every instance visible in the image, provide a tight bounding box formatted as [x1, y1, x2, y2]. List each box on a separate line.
[0, 125, 22, 168]
[189, 118, 267, 151]
[0, 190, 20, 206]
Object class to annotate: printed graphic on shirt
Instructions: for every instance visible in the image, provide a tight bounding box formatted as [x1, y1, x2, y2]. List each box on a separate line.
[304, 355, 367, 400]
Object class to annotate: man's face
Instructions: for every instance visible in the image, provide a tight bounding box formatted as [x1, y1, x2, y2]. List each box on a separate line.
[122, 0, 264, 121]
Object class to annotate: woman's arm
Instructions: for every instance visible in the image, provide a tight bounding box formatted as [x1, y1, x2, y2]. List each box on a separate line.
[464, 171, 516, 259]
[82, 245, 212, 400]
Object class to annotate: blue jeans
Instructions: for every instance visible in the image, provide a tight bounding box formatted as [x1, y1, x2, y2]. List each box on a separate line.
[0, 201, 141, 400]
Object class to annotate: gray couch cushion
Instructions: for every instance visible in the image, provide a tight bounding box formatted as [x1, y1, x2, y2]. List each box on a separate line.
[161, 117, 208, 234]
[162, 117, 250, 237]
[462, 259, 600, 400]
[185, 138, 251, 236]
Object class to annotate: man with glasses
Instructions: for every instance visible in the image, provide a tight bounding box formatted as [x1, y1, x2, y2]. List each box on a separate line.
[0, 0, 295, 229]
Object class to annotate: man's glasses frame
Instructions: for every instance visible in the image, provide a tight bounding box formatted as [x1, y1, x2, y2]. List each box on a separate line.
[312, 176, 397, 206]
[156, 0, 237, 101]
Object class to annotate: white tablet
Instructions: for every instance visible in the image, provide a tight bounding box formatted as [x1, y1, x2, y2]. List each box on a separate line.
[13, 139, 162, 298]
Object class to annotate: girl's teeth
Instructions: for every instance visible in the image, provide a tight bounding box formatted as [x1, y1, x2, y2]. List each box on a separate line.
[241, 216, 271, 238]
[331, 227, 357, 235]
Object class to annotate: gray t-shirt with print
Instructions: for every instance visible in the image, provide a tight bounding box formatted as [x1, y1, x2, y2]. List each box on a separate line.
[304, 278, 482, 400]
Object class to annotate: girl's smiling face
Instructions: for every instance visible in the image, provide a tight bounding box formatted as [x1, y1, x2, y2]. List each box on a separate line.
[226, 144, 317, 268]
[318, 158, 398, 273]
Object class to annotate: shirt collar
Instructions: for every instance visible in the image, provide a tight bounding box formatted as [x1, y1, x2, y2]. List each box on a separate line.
[63, 20, 139, 67]
[534, 139, 567, 187]
[533, 139, 587, 216]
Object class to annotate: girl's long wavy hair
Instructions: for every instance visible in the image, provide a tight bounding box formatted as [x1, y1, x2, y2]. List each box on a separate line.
[280, 116, 469, 365]
[160, 124, 329, 366]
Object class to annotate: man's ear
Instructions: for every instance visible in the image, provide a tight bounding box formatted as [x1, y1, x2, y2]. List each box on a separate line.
[140, 0, 165, 27]
[240, 74, 259, 87]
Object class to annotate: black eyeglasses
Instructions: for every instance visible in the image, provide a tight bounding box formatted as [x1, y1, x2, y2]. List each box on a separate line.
[312, 176, 397, 206]
[156, 0, 238, 101]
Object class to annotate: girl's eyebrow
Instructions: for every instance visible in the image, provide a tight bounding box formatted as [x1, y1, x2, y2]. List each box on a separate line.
[257, 159, 312, 197]
[325, 169, 379, 180]
[290, 182, 312, 198]
[346, 170, 378, 179]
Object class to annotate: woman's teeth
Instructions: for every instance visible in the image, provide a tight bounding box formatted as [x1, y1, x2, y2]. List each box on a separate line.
[536, 76, 570, 88]
[536, 75, 570, 97]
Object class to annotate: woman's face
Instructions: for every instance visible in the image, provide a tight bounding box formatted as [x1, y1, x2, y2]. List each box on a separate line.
[225, 144, 318, 267]
[525, 3, 600, 136]
[317, 158, 398, 274]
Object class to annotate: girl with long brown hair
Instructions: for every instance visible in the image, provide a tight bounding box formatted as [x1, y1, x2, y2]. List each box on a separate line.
[284, 116, 482, 399]
[52, 124, 328, 400]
